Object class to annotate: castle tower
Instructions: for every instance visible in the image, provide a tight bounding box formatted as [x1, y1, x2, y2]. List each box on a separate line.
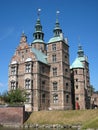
[31, 9, 46, 53]
[47, 11, 72, 110]
[70, 44, 91, 109]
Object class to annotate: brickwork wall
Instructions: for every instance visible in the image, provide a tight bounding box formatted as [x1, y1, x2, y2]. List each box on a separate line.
[0, 106, 25, 125]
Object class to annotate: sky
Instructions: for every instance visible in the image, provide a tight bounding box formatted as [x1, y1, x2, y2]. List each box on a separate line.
[0, 0, 98, 93]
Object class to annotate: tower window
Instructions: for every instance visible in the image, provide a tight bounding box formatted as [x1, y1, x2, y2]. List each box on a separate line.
[53, 82, 58, 91]
[65, 55, 67, 60]
[53, 68, 57, 76]
[76, 97, 79, 101]
[66, 83, 69, 89]
[42, 81, 45, 90]
[76, 85, 78, 89]
[66, 94, 69, 103]
[76, 79, 78, 82]
[65, 68, 68, 72]
[52, 54, 56, 62]
[75, 70, 77, 74]
[53, 94, 58, 103]
[42, 94, 45, 103]
[42, 66, 45, 73]
[25, 79, 31, 89]
[52, 44, 56, 51]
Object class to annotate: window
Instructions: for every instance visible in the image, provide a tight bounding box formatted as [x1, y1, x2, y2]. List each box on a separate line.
[42, 94, 45, 103]
[26, 93, 30, 103]
[65, 55, 67, 60]
[76, 85, 78, 89]
[52, 54, 56, 62]
[76, 97, 79, 101]
[66, 94, 69, 103]
[53, 94, 58, 103]
[52, 44, 56, 51]
[53, 68, 57, 76]
[42, 81, 45, 90]
[53, 82, 58, 91]
[11, 81, 16, 90]
[25, 64, 31, 73]
[11, 66, 16, 75]
[42, 66, 45, 73]
[25, 79, 31, 89]
[66, 83, 68, 89]
[76, 79, 78, 82]
[75, 70, 77, 74]
[65, 68, 68, 73]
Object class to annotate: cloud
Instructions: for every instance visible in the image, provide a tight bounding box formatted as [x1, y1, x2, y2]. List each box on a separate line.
[0, 27, 14, 41]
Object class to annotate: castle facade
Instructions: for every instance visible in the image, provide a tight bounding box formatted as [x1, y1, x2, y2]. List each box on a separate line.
[8, 13, 91, 111]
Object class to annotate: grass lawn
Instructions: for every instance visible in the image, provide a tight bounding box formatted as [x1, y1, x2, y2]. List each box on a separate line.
[26, 109, 98, 129]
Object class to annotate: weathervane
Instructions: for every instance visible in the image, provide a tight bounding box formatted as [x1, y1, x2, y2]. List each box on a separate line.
[37, 8, 41, 18]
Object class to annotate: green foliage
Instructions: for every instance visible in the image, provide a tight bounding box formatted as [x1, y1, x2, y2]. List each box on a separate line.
[2, 89, 26, 105]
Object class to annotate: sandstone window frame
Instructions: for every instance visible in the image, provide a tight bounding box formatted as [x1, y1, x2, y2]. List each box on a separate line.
[66, 94, 69, 103]
[53, 82, 58, 91]
[10, 80, 17, 90]
[53, 94, 58, 103]
[11, 65, 17, 75]
[25, 61, 33, 73]
[52, 54, 56, 62]
[26, 93, 31, 103]
[52, 44, 56, 51]
[25, 79, 31, 89]
[52, 67, 57, 76]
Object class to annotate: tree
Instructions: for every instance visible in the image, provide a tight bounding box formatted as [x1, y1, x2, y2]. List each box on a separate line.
[2, 88, 26, 105]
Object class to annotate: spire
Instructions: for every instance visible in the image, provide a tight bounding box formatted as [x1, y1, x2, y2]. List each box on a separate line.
[53, 11, 62, 37]
[20, 31, 27, 43]
[33, 8, 44, 42]
[77, 44, 84, 57]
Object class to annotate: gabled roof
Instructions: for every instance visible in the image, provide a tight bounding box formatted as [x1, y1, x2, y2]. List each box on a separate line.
[32, 48, 47, 64]
[70, 58, 84, 69]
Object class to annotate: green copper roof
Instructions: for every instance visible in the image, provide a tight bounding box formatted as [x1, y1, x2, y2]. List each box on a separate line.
[32, 48, 47, 64]
[33, 39, 44, 43]
[70, 58, 84, 69]
[48, 36, 62, 43]
[48, 36, 65, 43]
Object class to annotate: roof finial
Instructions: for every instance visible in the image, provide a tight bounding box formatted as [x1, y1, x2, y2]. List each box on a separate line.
[78, 36, 81, 46]
[37, 8, 41, 18]
[56, 10, 60, 21]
